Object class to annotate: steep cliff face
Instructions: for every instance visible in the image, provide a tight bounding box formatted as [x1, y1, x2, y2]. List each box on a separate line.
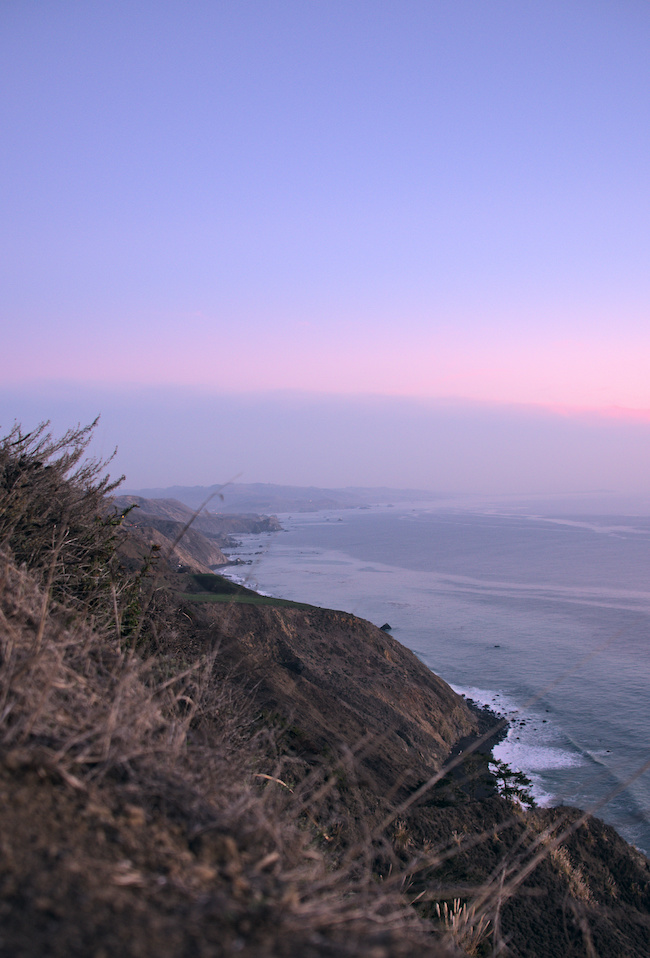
[123, 520, 229, 572]
[114, 495, 282, 538]
[176, 586, 650, 958]
[112, 495, 282, 572]
[191, 600, 480, 798]
[113, 496, 229, 571]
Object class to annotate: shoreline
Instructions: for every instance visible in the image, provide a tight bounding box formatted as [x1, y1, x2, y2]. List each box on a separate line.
[216, 521, 650, 856]
[219, 546, 579, 809]
[451, 683, 582, 809]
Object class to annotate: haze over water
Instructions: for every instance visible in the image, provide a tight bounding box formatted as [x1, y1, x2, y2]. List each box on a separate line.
[223, 504, 650, 855]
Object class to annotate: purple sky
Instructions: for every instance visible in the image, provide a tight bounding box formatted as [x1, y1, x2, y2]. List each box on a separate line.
[2, 2, 650, 494]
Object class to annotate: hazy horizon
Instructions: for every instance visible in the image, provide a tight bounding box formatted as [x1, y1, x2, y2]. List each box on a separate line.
[3, 383, 650, 508]
[3, 3, 650, 500]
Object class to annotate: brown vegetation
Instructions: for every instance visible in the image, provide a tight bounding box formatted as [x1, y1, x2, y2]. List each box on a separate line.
[0, 421, 648, 956]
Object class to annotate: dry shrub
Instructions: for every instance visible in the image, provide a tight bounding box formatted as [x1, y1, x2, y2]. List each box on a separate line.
[0, 549, 187, 786]
[432, 899, 491, 957]
[0, 419, 125, 619]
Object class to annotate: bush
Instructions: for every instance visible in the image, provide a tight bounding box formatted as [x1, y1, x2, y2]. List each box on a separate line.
[0, 418, 124, 616]
[489, 759, 536, 809]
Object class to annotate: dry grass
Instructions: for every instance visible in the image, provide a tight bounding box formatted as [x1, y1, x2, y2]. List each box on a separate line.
[0, 545, 457, 955]
[0, 420, 648, 957]
[0, 490, 452, 957]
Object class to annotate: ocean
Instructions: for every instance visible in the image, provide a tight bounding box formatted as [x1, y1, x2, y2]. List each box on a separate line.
[220, 504, 650, 855]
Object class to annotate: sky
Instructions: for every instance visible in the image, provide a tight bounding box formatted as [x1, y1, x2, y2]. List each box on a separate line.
[2, 1, 650, 496]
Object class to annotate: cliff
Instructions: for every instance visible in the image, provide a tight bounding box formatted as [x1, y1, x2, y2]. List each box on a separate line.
[1, 421, 649, 958]
[191, 599, 479, 797]
[112, 495, 282, 573]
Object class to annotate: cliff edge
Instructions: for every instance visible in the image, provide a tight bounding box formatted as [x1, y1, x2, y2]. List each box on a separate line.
[0, 421, 648, 958]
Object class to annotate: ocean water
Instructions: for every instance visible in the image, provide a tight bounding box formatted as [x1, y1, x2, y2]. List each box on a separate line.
[221, 505, 650, 855]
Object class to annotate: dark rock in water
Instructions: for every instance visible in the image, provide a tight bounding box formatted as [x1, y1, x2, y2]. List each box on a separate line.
[380, 622, 392, 631]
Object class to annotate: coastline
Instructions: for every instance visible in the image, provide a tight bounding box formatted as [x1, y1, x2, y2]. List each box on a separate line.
[218, 534, 564, 809]
[221, 557, 650, 859]
[219, 556, 514, 799]
[217, 512, 650, 856]
[451, 684, 567, 809]
[4, 432, 650, 956]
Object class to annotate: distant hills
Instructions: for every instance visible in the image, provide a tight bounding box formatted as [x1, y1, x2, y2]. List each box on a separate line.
[121, 482, 442, 514]
[113, 495, 281, 573]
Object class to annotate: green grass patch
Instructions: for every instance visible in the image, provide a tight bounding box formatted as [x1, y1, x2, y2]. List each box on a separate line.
[180, 572, 317, 610]
[183, 592, 316, 609]
[189, 572, 258, 597]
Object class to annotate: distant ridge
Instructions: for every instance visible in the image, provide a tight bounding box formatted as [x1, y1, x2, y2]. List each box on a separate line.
[112, 494, 282, 573]
[121, 482, 443, 514]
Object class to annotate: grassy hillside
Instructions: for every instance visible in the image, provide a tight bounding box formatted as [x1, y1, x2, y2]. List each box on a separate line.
[1, 421, 648, 957]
